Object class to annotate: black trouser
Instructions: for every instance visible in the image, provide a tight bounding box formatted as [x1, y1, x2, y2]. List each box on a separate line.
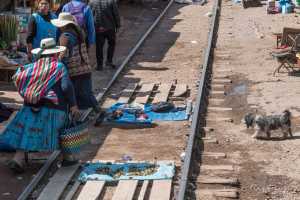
[95, 29, 116, 68]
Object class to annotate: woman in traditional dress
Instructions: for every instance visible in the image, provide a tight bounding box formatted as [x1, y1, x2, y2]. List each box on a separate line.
[51, 12, 99, 112]
[26, 0, 58, 61]
[1, 38, 80, 173]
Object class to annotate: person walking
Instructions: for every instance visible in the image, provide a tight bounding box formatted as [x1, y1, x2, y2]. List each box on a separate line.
[52, 12, 99, 112]
[62, 0, 96, 48]
[26, 0, 57, 61]
[1, 38, 80, 173]
[89, 0, 121, 70]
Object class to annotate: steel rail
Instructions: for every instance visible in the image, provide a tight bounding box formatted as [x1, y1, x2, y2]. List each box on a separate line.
[176, 0, 221, 198]
[18, 1, 174, 199]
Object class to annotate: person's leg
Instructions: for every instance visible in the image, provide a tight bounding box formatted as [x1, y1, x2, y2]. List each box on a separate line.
[106, 29, 117, 68]
[95, 32, 106, 70]
[72, 75, 98, 111]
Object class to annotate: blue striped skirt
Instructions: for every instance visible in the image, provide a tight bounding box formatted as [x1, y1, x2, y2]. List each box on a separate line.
[0, 106, 67, 152]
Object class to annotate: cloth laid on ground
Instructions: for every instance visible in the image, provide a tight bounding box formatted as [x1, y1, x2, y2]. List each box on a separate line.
[104, 102, 188, 124]
[78, 161, 175, 182]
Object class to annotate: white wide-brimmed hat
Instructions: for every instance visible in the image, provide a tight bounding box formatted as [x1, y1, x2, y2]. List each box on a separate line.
[31, 38, 66, 55]
[51, 12, 78, 28]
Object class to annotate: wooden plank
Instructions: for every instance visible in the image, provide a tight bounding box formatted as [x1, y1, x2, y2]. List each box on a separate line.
[149, 180, 172, 200]
[197, 189, 239, 198]
[212, 78, 232, 84]
[173, 84, 188, 97]
[117, 84, 138, 103]
[210, 91, 225, 95]
[201, 152, 226, 158]
[208, 107, 232, 111]
[201, 165, 235, 171]
[197, 176, 239, 185]
[152, 84, 172, 103]
[134, 83, 155, 104]
[37, 164, 79, 200]
[112, 180, 138, 200]
[138, 180, 149, 200]
[203, 138, 218, 144]
[77, 181, 105, 200]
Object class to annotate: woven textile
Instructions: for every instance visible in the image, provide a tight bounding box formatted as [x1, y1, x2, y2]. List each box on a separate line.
[66, 42, 92, 77]
[0, 106, 66, 151]
[60, 120, 90, 153]
[13, 57, 67, 104]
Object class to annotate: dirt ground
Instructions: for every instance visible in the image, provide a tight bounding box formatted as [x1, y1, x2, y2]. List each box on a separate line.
[0, 1, 214, 199]
[83, 1, 213, 163]
[0, 2, 169, 199]
[201, 0, 300, 199]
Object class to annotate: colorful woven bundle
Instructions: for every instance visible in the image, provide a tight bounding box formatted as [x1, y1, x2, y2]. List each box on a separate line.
[60, 121, 90, 153]
[13, 57, 67, 104]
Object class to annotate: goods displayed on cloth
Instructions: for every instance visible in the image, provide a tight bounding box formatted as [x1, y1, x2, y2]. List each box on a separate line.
[59, 116, 90, 154]
[102, 102, 189, 125]
[78, 161, 175, 182]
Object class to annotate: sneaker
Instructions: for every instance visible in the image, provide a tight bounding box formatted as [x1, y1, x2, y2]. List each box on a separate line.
[106, 62, 117, 69]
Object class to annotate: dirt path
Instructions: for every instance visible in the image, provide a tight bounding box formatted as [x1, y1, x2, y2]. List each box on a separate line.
[81, 1, 213, 164]
[197, 0, 300, 199]
[0, 3, 169, 199]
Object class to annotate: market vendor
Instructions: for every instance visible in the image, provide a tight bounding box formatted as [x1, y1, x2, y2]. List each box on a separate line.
[26, 0, 58, 61]
[1, 38, 80, 173]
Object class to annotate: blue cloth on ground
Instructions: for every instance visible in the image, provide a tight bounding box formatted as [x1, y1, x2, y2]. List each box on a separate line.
[78, 161, 175, 182]
[105, 103, 188, 124]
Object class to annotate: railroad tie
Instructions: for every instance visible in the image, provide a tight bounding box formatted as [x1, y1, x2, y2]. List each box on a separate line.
[197, 176, 239, 186]
[117, 83, 139, 104]
[197, 189, 239, 199]
[212, 78, 232, 84]
[149, 179, 172, 200]
[112, 180, 138, 200]
[208, 107, 232, 112]
[201, 152, 227, 159]
[77, 181, 105, 200]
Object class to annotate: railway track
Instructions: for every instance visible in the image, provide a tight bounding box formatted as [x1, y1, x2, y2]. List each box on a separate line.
[16, 0, 222, 199]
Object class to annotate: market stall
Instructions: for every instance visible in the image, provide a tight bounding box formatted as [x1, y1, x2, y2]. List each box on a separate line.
[0, 0, 64, 81]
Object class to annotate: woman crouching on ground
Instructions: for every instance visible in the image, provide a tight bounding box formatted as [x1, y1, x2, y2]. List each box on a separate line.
[0, 38, 80, 173]
[51, 12, 99, 112]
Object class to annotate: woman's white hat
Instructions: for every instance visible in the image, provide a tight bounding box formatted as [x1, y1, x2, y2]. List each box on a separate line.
[51, 12, 78, 28]
[31, 38, 66, 55]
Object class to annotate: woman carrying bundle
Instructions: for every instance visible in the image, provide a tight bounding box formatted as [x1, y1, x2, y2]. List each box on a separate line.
[1, 38, 80, 173]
